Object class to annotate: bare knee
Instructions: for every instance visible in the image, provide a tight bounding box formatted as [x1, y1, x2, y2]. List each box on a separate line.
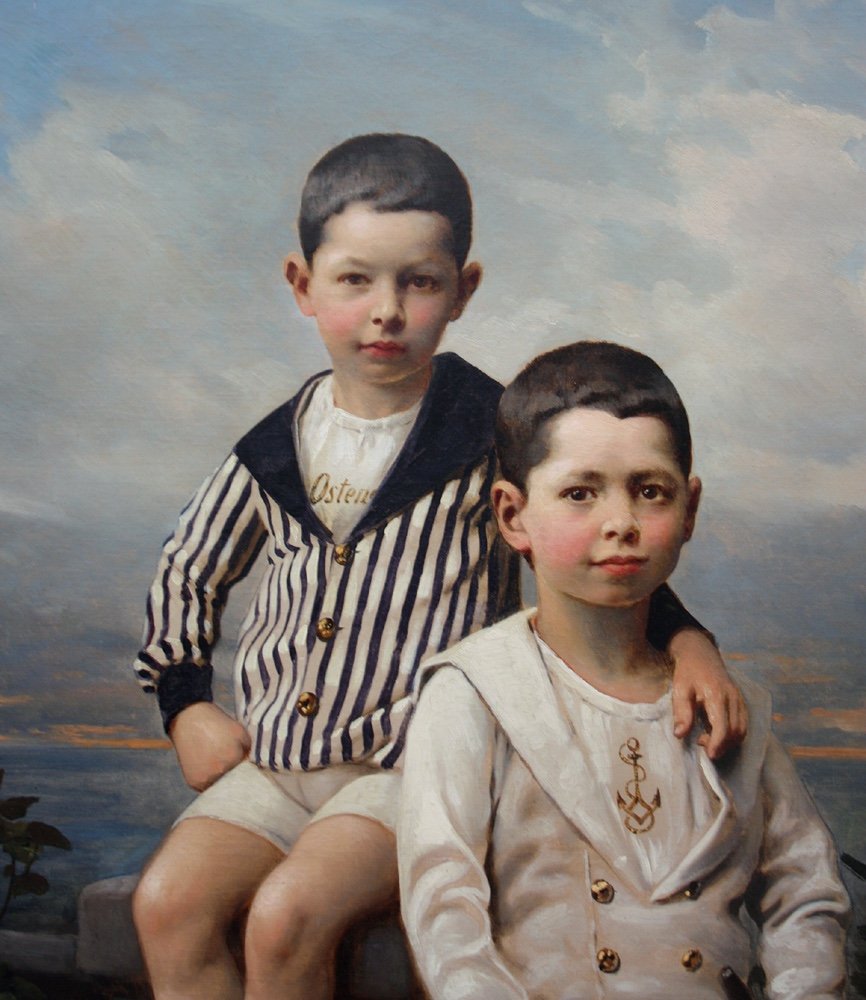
[245, 867, 342, 970]
[133, 854, 219, 949]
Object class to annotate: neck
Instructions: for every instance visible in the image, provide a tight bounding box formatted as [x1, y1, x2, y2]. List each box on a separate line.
[534, 593, 670, 703]
[331, 367, 431, 419]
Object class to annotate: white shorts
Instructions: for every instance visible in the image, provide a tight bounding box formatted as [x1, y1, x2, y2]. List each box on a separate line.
[175, 759, 402, 854]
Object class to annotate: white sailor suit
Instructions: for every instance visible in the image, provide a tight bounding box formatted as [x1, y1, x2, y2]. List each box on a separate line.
[398, 610, 849, 999]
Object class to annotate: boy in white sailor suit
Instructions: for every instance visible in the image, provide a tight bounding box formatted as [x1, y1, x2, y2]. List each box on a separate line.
[398, 341, 849, 999]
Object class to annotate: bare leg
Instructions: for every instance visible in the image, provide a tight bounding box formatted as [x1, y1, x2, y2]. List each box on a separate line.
[244, 814, 398, 1000]
[133, 818, 284, 1000]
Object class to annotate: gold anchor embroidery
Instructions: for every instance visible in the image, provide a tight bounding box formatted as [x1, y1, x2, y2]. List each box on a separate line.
[616, 737, 661, 835]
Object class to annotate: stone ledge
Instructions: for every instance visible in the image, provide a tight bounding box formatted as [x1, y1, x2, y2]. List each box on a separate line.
[76, 874, 144, 979]
[75, 874, 422, 999]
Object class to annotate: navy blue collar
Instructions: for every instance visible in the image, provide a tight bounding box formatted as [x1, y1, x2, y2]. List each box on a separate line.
[234, 352, 503, 540]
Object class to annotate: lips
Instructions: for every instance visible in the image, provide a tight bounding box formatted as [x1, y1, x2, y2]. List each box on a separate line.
[592, 555, 647, 577]
[362, 340, 406, 358]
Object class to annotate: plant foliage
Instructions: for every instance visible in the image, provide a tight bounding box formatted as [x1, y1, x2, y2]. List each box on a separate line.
[0, 769, 71, 927]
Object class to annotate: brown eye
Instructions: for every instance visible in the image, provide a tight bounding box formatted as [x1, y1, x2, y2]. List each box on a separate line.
[408, 274, 438, 290]
[640, 484, 670, 501]
[340, 273, 368, 286]
[566, 487, 593, 502]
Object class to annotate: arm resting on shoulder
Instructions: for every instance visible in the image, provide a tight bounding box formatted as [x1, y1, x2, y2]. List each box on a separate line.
[649, 585, 748, 758]
[398, 668, 529, 1000]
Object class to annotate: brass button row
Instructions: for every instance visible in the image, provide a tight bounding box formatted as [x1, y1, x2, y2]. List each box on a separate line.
[592, 877, 701, 905]
[595, 947, 704, 975]
[592, 878, 704, 976]
[299, 544, 353, 719]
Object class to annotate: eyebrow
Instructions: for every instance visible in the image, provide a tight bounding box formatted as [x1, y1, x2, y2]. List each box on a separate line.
[331, 255, 449, 271]
[332, 256, 372, 269]
[561, 470, 605, 485]
[627, 469, 681, 489]
[560, 469, 680, 485]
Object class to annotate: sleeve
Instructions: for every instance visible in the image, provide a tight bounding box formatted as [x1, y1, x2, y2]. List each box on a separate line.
[398, 667, 529, 1000]
[646, 583, 716, 650]
[747, 736, 850, 999]
[132, 453, 267, 731]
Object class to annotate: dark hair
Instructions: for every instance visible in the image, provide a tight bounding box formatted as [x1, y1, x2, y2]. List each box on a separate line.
[496, 341, 692, 491]
[298, 133, 473, 267]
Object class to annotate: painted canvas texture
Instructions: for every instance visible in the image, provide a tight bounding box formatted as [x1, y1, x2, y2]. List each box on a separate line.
[1, 0, 864, 995]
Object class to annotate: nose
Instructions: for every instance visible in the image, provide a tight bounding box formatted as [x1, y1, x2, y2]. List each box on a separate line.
[371, 282, 405, 332]
[601, 501, 640, 543]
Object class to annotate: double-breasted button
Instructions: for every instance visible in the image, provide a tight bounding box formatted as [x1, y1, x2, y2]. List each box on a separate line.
[596, 948, 620, 974]
[296, 692, 319, 717]
[334, 544, 353, 566]
[684, 880, 702, 899]
[591, 879, 615, 904]
[681, 949, 703, 971]
[316, 617, 336, 641]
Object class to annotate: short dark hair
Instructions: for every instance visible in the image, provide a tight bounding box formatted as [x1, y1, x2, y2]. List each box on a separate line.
[496, 341, 692, 491]
[298, 133, 473, 268]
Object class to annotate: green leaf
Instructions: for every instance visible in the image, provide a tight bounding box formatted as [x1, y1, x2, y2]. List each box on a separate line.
[24, 822, 71, 851]
[4, 843, 38, 864]
[2, 819, 31, 840]
[0, 798, 39, 821]
[10, 872, 49, 897]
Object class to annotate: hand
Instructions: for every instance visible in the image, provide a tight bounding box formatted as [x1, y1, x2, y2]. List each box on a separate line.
[168, 701, 251, 792]
[669, 629, 748, 759]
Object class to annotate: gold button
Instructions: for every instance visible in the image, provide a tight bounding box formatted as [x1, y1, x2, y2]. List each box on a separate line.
[591, 879, 615, 904]
[334, 544, 354, 566]
[681, 949, 703, 971]
[684, 880, 702, 899]
[315, 617, 336, 641]
[596, 948, 620, 974]
[297, 692, 319, 717]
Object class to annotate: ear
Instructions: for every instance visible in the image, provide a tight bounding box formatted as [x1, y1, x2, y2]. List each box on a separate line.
[450, 261, 483, 321]
[492, 479, 532, 557]
[284, 252, 316, 317]
[683, 476, 702, 542]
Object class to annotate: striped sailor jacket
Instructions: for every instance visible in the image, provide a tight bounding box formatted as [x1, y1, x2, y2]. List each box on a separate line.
[134, 353, 520, 771]
[133, 352, 705, 772]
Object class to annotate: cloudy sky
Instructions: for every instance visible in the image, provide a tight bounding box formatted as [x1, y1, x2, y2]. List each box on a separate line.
[1, 0, 864, 806]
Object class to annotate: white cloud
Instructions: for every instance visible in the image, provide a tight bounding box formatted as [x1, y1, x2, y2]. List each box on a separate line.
[0, 489, 68, 523]
[1, 0, 865, 527]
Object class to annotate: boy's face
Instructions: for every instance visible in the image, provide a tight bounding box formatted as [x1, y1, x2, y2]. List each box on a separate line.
[285, 203, 480, 406]
[494, 408, 701, 612]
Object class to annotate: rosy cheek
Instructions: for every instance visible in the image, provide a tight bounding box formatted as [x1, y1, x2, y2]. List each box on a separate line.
[536, 523, 595, 570]
[318, 301, 369, 337]
[406, 299, 445, 329]
[641, 515, 684, 551]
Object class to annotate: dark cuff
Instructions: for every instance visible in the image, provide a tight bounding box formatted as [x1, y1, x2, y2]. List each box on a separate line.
[157, 662, 214, 733]
[647, 584, 716, 652]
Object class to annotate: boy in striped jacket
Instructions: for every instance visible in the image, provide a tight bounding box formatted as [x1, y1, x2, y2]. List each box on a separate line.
[130, 134, 745, 1000]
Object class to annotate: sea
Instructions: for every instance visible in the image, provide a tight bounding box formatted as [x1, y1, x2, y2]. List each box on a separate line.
[1, 743, 865, 934]
[1, 744, 193, 932]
